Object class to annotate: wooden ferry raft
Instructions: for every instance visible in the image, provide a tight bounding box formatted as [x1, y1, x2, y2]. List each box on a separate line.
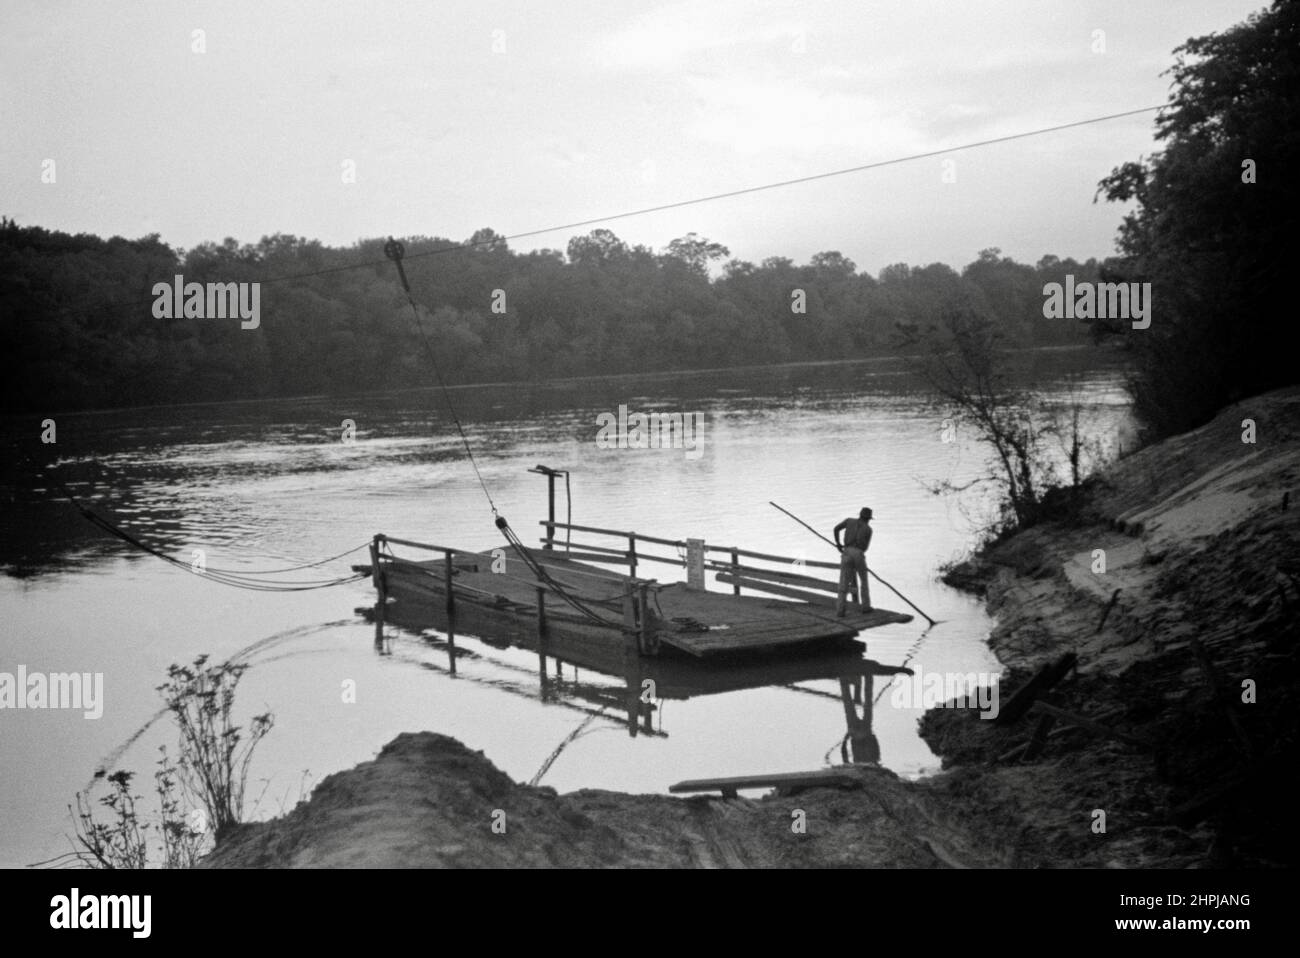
[359, 519, 912, 659]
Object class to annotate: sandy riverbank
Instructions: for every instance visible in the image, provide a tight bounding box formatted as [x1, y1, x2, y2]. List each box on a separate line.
[204, 387, 1298, 868]
[923, 385, 1298, 868]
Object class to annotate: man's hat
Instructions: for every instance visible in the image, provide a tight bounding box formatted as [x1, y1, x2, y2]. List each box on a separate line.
[860, 507, 873, 520]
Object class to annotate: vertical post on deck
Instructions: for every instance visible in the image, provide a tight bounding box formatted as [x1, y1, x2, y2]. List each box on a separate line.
[369, 536, 382, 590]
[685, 538, 705, 589]
[625, 674, 640, 739]
[623, 629, 642, 738]
[443, 550, 455, 617]
[637, 582, 651, 655]
[536, 586, 548, 692]
[443, 549, 457, 675]
[371, 536, 388, 652]
[628, 533, 638, 579]
[622, 578, 637, 655]
[545, 473, 556, 550]
[730, 547, 741, 596]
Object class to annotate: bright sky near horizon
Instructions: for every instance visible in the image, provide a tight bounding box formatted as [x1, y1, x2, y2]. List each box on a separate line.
[0, 0, 1266, 275]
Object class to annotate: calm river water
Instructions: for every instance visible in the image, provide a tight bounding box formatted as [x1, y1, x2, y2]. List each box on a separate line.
[0, 347, 1132, 867]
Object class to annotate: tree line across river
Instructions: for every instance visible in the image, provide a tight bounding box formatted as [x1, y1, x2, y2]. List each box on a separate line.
[0, 219, 1102, 414]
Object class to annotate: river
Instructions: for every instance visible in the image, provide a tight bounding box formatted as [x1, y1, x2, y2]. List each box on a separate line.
[0, 346, 1132, 868]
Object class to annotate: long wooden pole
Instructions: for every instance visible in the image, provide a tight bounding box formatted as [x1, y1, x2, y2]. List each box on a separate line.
[768, 500, 939, 627]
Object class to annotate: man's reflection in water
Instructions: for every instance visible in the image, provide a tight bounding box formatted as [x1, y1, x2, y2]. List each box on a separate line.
[839, 675, 881, 765]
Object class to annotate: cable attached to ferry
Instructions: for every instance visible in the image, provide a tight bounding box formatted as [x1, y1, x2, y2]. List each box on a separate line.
[493, 515, 629, 630]
[385, 237, 499, 519]
[383, 238, 634, 632]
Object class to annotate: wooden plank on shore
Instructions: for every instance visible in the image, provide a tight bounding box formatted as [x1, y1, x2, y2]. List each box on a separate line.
[1188, 635, 1255, 758]
[1020, 713, 1057, 760]
[670, 768, 865, 797]
[993, 652, 1077, 726]
[1030, 701, 1152, 750]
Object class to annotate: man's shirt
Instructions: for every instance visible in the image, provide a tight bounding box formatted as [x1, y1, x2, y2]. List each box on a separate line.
[838, 518, 872, 551]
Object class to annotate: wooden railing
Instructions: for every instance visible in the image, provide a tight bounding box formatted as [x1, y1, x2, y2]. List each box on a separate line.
[537, 521, 847, 604]
[537, 521, 686, 578]
[371, 533, 663, 653]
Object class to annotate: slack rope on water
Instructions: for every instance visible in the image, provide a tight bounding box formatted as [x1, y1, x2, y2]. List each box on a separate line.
[20, 449, 368, 592]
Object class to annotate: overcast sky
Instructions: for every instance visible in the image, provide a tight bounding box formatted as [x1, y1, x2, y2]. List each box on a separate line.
[1, 0, 1265, 275]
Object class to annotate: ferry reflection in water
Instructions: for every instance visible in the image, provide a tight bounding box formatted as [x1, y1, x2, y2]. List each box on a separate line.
[367, 598, 913, 766]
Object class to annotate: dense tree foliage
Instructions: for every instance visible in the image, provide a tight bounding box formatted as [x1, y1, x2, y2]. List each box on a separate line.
[1096, 0, 1298, 437]
[0, 217, 1100, 413]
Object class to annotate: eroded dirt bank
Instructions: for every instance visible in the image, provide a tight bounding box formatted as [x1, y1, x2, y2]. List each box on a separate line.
[205, 387, 1298, 868]
[925, 386, 1298, 868]
[202, 731, 1013, 868]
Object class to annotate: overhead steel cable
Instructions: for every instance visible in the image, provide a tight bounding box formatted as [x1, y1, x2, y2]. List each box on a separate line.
[39, 104, 1163, 322]
[248, 105, 1172, 281]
